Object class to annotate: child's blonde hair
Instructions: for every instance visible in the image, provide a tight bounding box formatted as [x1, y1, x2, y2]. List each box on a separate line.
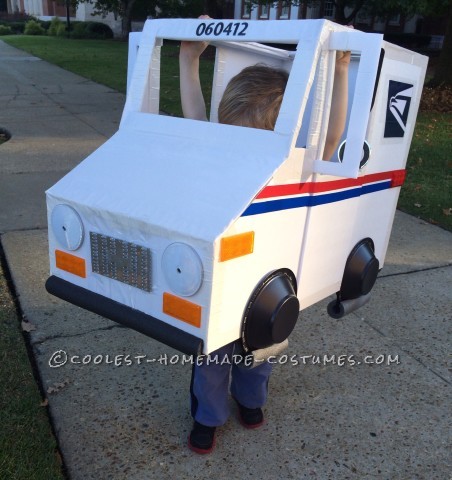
[218, 65, 289, 130]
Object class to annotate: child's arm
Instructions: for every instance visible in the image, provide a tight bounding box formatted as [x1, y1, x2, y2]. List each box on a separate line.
[322, 50, 351, 161]
[179, 38, 209, 121]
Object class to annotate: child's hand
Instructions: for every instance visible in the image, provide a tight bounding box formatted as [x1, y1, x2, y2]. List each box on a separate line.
[180, 15, 211, 60]
[335, 25, 353, 70]
[335, 50, 351, 70]
[180, 40, 209, 60]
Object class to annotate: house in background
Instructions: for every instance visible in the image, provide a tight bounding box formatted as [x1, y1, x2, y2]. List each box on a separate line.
[2, 0, 445, 46]
[234, 0, 445, 49]
[5, 0, 122, 36]
[5, 0, 68, 19]
[235, 0, 421, 34]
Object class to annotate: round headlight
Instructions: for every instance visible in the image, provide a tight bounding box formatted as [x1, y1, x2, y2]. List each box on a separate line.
[51, 204, 84, 251]
[161, 243, 203, 296]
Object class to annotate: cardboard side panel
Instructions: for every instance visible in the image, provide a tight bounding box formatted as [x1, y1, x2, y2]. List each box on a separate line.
[205, 208, 308, 353]
[296, 194, 359, 309]
[294, 38, 427, 310]
[351, 43, 428, 270]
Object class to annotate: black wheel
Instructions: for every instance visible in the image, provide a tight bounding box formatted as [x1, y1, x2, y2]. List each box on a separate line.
[241, 269, 299, 352]
[340, 238, 379, 301]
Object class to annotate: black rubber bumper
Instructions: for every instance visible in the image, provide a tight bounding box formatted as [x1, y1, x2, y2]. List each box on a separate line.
[45, 276, 203, 356]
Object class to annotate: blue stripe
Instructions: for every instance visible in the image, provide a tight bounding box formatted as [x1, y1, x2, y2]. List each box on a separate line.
[242, 181, 392, 217]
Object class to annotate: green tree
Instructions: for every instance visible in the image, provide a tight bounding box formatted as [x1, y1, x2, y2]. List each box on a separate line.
[330, 0, 366, 24]
[431, 0, 451, 85]
[74, 0, 451, 85]
[245, 0, 451, 84]
[132, 0, 205, 20]
[74, 0, 205, 37]
[71, 0, 134, 38]
[202, 0, 235, 17]
[363, 0, 450, 85]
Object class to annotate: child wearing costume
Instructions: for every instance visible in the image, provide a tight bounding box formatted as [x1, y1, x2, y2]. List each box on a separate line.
[179, 20, 351, 453]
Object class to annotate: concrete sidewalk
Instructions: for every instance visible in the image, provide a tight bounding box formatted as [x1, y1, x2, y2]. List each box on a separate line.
[0, 40, 451, 480]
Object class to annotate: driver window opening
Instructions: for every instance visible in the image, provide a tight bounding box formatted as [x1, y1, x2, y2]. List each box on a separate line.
[157, 40, 294, 133]
[296, 49, 356, 162]
[152, 41, 355, 163]
[159, 40, 215, 118]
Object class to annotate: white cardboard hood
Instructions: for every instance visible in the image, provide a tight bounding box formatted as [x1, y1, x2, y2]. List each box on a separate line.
[47, 112, 291, 243]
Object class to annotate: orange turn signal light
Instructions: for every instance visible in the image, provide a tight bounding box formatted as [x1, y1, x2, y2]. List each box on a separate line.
[219, 231, 254, 262]
[55, 250, 86, 278]
[163, 292, 201, 328]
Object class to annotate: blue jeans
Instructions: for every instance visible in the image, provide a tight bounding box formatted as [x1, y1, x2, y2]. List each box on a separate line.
[190, 341, 273, 427]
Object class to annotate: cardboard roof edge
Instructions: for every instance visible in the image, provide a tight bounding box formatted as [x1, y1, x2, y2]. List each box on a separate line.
[46, 113, 293, 244]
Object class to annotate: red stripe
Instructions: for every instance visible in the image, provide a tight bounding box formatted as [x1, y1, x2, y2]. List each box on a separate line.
[255, 170, 406, 200]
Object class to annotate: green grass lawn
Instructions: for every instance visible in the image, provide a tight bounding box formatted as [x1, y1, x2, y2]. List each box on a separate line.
[3, 35, 129, 92]
[399, 112, 451, 230]
[0, 265, 64, 479]
[1, 36, 213, 116]
[4, 35, 128, 92]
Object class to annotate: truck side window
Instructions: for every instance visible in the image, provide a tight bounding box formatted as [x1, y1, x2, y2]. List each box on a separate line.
[296, 50, 356, 162]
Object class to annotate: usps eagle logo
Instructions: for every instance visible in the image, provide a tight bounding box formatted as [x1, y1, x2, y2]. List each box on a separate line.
[384, 81, 413, 138]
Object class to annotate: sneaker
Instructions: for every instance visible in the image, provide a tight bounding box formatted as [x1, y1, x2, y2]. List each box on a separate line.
[188, 421, 216, 454]
[234, 399, 264, 429]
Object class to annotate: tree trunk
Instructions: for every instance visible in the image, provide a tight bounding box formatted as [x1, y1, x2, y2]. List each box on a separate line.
[299, 1, 308, 19]
[431, 1, 452, 86]
[204, 0, 226, 18]
[333, 0, 346, 24]
[121, 0, 137, 39]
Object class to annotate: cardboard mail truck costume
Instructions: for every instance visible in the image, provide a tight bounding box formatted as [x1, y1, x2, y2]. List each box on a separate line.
[45, 19, 428, 358]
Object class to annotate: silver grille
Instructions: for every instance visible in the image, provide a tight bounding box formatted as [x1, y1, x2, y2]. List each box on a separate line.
[90, 232, 151, 292]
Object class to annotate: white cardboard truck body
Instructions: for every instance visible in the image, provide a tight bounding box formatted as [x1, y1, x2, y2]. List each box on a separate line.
[46, 19, 427, 355]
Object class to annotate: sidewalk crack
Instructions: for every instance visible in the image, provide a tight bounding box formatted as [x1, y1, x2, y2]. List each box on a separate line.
[379, 263, 452, 279]
[31, 323, 127, 346]
[364, 319, 450, 386]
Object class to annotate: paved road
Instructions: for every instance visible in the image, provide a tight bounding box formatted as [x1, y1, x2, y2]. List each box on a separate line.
[0, 40, 451, 480]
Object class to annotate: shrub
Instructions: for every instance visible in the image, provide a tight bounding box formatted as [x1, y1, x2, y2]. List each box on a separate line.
[85, 21, 113, 39]
[39, 20, 52, 31]
[24, 19, 46, 35]
[71, 21, 113, 39]
[71, 22, 88, 38]
[0, 21, 25, 33]
[56, 23, 67, 37]
[0, 24, 12, 35]
[47, 17, 63, 36]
